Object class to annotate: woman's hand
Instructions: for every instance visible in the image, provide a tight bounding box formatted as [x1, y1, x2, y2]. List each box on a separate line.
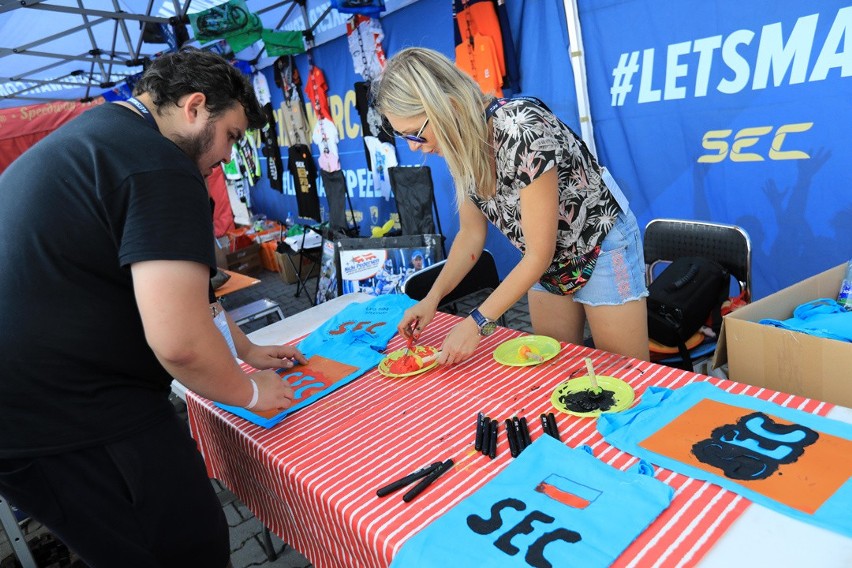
[397, 298, 439, 337]
[241, 343, 308, 371]
[438, 317, 481, 365]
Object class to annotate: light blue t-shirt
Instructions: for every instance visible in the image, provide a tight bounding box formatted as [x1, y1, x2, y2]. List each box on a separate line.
[391, 436, 673, 568]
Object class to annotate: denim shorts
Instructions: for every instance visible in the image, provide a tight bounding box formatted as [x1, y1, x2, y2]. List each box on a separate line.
[531, 208, 648, 306]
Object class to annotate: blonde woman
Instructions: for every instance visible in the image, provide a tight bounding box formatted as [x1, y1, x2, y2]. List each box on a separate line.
[374, 47, 649, 364]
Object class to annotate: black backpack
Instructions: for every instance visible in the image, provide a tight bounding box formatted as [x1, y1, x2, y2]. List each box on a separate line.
[647, 256, 729, 367]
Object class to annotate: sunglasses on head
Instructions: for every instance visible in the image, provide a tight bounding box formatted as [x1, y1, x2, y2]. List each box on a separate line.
[393, 117, 429, 144]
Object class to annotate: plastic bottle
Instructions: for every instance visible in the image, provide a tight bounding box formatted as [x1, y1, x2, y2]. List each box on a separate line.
[837, 259, 852, 310]
[285, 211, 294, 228]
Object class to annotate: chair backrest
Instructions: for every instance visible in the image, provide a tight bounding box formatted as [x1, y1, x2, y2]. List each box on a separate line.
[644, 218, 752, 301]
[389, 166, 444, 241]
[321, 169, 359, 237]
[403, 249, 501, 309]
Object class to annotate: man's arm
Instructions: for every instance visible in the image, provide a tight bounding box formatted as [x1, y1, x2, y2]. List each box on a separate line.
[131, 260, 291, 409]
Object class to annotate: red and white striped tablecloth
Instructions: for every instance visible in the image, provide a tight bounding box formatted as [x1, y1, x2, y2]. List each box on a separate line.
[186, 311, 833, 568]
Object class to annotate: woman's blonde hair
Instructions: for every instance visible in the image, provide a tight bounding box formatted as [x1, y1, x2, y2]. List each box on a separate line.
[372, 47, 494, 206]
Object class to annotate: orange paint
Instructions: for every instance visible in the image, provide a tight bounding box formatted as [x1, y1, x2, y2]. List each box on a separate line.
[388, 356, 420, 374]
[535, 481, 591, 509]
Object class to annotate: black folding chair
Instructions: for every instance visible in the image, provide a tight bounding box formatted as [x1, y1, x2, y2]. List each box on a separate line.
[644, 218, 752, 371]
[279, 220, 323, 306]
[389, 165, 446, 256]
[322, 169, 360, 238]
[403, 249, 505, 326]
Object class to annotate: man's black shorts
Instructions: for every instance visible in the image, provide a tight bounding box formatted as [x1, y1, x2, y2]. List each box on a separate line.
[0, 413, 230, 567]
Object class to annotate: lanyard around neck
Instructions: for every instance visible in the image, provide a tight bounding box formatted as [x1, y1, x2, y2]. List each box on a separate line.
[126, 97, 159, 132]
[485, 95, 551, 121]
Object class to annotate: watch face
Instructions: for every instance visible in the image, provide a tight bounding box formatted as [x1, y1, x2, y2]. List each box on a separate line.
[471, 308, 497, 336]
[480, 321, 497, 336]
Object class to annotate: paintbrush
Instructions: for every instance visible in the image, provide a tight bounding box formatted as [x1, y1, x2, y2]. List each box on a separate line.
[519, 345, 544, 362]
[419, 351, 443, 365]
[584, 357, 603, 395]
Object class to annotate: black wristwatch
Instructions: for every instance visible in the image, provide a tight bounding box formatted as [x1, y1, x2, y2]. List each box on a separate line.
[469, 308, 497, 336]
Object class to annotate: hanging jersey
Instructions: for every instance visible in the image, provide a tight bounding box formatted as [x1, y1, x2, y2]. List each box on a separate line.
[454, 0, 505, 78]
[364, 136, 398, 200]
[330, 0, 386, 17]
[355, 81, 394, 170]
[273, 55, 302, 102]
[318, 151, 341, 173]
[222, 146, 242, 180]
[288, 143, 321, 222]
[312, 118, 341, 173]
[494, 0, 520, 92]
[311, 118, 340, 157]
[237, 133, 260, 186]
[306, 65, 332, 121]
[206, 166, 235, 237]
[346, 15, 387, 80]
[256, 98, 284, 191]
[252, 72, 272, 106]
[279, 92, 310, 147]
[455, 34, 503, 97]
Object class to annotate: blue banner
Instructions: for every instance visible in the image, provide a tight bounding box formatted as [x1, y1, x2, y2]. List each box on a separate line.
[581, 1, 852, 298]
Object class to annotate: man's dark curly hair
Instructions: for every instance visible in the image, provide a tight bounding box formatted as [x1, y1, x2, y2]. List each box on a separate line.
[133, 48, 265, 129]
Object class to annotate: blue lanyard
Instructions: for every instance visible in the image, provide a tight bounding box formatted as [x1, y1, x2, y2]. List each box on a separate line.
[484, 98, 506, 120]
[485, 95, 552, 120]
[126, 97, 159, 132]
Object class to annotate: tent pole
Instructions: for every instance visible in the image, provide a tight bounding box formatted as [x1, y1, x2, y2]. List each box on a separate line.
[562, 0, 597, 158]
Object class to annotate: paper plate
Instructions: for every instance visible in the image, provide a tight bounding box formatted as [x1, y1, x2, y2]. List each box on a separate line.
[550, 375, 635, 417]
[379, 345, 440, 378]
[493, 336, 561, 366]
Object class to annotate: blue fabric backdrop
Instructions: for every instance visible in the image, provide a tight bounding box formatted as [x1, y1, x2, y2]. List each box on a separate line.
[248, 0, 577, 285]
[249, 0, 852, 300]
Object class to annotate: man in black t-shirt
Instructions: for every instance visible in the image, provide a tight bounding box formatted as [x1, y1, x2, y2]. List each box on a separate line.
[0, 49, 306, 567]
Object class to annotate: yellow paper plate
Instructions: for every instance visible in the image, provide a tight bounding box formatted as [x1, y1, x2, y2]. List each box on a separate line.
[379, 345, 440, 378]
[493, 336, 561, 366]
[550, 375, 635, 417]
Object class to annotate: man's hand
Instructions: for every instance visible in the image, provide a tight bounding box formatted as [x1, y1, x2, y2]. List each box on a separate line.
[242, 344, 308, 371]
[248, 369, 295, 412]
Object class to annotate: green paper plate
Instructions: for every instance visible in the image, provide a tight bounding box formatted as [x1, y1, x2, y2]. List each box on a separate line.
[550, 375, 635, 417]
[493, 335, 561, 366]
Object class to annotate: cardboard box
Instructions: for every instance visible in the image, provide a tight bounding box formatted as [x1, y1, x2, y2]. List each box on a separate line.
[714, 263, 852, 407]
[213, 236, 230, 269]
[275, 250, 319, 285]
[226, 242, 261, 274]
